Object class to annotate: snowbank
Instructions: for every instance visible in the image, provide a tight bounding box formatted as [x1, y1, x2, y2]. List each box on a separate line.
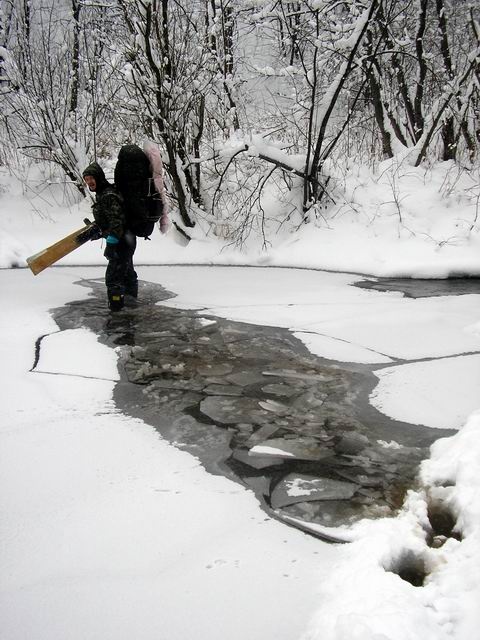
[1, 161, 479, 278]
[302, 411, 480, 640]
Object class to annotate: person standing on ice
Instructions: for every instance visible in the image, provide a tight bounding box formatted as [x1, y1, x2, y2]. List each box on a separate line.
[82, 162, 138, 312]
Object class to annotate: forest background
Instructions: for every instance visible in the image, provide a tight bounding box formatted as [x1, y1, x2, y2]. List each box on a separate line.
[0, 0, 479, 259]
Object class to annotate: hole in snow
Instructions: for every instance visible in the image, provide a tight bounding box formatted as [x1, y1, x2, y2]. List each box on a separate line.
[385, 550, 427, 587]
[427, 501, 461, 544]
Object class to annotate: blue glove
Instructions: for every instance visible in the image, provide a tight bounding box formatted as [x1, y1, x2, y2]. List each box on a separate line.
[104, 235, 119, 260]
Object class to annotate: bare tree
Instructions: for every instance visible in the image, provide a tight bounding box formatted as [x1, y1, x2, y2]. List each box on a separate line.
[242, 1, 381, 209]
[116, 0, 235, 228]
[0, 0, 120, 192]
[359, 0, 480, 164]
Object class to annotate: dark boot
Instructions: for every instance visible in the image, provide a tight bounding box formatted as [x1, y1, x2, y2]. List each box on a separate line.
[125, 281, 138, 298]
[108, 292, 125, 311]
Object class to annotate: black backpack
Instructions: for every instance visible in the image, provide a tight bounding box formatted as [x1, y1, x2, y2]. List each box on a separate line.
[114, 144, 164, 238]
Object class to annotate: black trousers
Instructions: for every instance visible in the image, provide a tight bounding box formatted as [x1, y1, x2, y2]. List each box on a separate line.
[105, 230, 138, 297]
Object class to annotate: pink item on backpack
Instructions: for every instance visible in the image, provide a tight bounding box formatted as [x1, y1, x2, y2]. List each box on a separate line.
[143, 141, 170, 234]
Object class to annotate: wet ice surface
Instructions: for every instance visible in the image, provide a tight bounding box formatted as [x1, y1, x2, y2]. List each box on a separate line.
[52, 278, 454, 539]
[355, 276, 480, 298]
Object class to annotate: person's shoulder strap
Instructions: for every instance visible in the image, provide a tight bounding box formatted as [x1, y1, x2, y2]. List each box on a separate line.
[103, 184, 123, 201]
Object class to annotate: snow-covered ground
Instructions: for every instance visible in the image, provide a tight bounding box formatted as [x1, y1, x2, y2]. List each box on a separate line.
[1, 262, 479, 640]
[1, 162, 480, 639]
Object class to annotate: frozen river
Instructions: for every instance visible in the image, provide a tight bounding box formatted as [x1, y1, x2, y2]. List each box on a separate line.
[3, 265, 479, 640]
[48, 267, 480, 540]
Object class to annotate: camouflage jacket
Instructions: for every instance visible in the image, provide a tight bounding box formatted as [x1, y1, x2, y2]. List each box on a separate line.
[83, 162, 125, 239]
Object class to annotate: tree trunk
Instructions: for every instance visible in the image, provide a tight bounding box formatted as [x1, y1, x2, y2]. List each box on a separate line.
[69, 0, 81, 115]
[308, 0, 379, 196]
[440, 115, 456, 161]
